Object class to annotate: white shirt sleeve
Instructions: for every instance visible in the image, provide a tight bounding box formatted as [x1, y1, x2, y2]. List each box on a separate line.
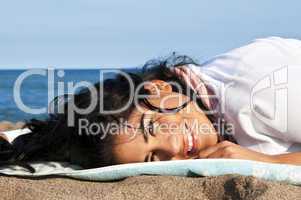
[188, 37, 301, 154]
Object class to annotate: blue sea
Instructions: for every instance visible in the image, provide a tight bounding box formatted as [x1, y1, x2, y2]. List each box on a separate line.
[0, 68, 138, 122]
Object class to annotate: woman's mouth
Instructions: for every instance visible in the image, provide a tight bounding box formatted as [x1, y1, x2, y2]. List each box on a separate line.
[187, 133, 193, 151]
[184, 124, 198, 157]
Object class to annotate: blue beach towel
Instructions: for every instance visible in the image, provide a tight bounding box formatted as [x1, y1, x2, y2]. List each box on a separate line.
[0, 159, 301, 185]
[1, 129, 301, 184]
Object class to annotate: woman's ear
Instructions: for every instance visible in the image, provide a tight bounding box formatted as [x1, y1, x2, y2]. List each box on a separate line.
[144, 79, 173, 95]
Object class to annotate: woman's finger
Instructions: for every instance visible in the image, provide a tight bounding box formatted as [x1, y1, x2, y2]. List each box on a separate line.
[198, 141, 234, 158]
[206, 148, 225, 158]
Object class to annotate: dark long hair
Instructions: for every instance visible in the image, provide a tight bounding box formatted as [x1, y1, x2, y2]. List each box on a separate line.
[0, 54, 212, 172]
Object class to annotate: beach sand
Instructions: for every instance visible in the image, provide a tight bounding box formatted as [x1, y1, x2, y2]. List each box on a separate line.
[0, 121, 25, 132]
[0, 122, 300, 200]
[0, 175, 300, 200]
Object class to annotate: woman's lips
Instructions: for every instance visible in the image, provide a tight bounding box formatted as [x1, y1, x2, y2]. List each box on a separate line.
[187, 132, 198, 156]
[187, 133, 193, 152]
[184, 124, 198, 157]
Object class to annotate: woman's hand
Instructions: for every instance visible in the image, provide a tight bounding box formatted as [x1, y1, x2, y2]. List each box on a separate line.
[170, 65, 212, 109]
[198, 140, 301, 165]
[197, 141, 275, 163]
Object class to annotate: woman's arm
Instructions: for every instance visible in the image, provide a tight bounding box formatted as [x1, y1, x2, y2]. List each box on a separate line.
[198, 141, 301, 165]
[272, 152, 301, 165]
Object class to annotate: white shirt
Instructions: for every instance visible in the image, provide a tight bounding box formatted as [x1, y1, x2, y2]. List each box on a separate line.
[188, 37, 301, 155]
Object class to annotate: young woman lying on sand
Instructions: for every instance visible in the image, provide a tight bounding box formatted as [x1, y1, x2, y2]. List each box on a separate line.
[1, 37, 301, 172]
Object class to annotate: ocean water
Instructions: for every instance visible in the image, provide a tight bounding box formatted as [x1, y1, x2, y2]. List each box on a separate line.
[0, 69, 138, 122]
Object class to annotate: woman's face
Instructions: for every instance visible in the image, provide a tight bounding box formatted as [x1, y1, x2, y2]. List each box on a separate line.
[111, 80, 218, 164]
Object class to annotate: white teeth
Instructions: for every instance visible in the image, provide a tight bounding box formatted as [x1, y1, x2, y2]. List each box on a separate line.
[187, 133, 193, 152]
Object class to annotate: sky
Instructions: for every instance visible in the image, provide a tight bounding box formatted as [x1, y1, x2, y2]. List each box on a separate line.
[0, 0, 300, 68]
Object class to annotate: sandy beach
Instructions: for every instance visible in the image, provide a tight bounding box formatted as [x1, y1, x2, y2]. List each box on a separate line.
[0, 175, 300, 200]
[0, 121, 25, 132]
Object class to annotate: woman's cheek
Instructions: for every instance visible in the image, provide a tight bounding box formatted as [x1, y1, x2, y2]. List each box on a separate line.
[155, 116, 184, 135]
